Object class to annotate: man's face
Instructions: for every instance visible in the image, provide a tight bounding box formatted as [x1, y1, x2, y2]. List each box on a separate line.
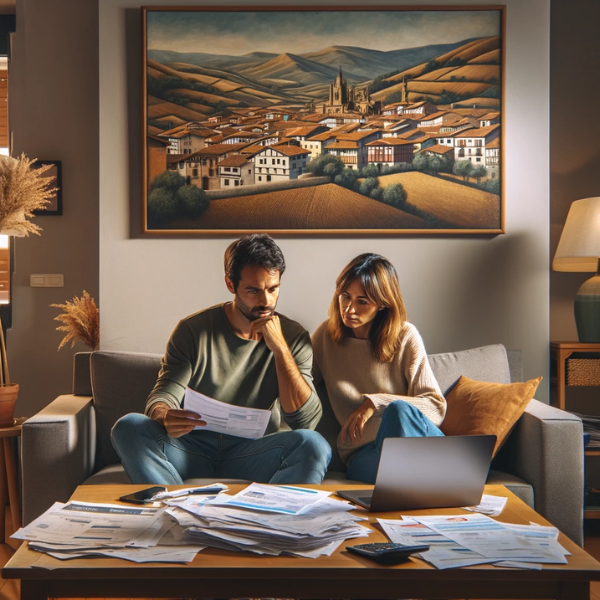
[226, 265, 281, 322]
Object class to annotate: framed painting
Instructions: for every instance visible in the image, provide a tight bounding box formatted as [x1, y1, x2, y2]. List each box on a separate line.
[32, 160, 62, 216]
[142, 6, 505, 235]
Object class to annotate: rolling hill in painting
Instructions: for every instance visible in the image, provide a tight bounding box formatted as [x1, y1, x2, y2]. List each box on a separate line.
[147, 37, 500, 123]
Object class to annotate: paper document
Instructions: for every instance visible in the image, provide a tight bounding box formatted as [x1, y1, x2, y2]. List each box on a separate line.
[206, 483, 331, 514]
[13, 501, 167, 548]
[184, 387, 270, 439]
[463, 494, 508, 516]
[379, 515, 569, 570]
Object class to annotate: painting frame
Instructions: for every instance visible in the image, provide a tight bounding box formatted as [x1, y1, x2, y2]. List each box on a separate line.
[142, 5, 506, 236]
[32, 160, 62, 216]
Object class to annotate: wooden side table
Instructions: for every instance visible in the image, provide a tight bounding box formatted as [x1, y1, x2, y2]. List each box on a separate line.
[550, 341, 600, 409]
[550, 342, 600, 519]
[0, 417, 26, 542]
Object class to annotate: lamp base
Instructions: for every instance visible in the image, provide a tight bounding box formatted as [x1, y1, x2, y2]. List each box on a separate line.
[575, 273, 600, 342]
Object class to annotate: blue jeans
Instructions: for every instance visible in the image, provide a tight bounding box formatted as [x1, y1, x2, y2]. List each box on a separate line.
[346, 400, 444, 484]
[111, 413, 332, 485]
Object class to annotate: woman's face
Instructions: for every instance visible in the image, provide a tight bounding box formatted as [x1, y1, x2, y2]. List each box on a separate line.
[338, 279, 382, 339]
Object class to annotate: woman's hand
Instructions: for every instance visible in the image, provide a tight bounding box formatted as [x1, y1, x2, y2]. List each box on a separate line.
[341, 397, 376, 445]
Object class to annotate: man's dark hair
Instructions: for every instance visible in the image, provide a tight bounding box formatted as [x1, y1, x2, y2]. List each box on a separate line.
[224, 234, 286, 290]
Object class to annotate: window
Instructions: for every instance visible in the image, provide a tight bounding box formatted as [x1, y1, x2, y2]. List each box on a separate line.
[277, 159, 281, 164]
[258, 176, 262, 181]
[282, 160, 287, 167]
[267, 175, 272, 182]
[224, 179, 230, 185]
[234, 180, 239, 186]
[476, 158, 481, 162]
[248, 169, 251, 174]
[224, 167, 230, 172]
[192, 168, 198, 176]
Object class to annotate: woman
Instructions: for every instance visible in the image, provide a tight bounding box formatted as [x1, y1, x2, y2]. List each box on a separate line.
[312, 253, 446, 483]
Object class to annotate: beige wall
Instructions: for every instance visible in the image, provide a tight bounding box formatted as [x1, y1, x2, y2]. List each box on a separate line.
[100, 0, 551, 399]
[8, 0, 99, 416]
[6, 1, 556, 416]
[550, 0, 600, 340]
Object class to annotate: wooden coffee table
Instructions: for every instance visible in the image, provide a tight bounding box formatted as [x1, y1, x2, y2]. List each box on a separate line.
[3, 483, 600, 599]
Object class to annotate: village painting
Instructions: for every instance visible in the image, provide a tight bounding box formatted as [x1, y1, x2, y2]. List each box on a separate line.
[143, 8, 503, 234]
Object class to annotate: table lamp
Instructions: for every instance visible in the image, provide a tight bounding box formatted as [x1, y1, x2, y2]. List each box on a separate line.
[553, 196, 600, 342]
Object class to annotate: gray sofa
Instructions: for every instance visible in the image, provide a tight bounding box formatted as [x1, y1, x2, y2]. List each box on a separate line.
[21, 343, 584, 545]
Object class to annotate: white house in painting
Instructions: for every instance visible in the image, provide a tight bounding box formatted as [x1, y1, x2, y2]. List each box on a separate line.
[252, 145, 310, 183]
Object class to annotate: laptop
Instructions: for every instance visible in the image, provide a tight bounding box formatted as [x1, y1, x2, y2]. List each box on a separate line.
[337, 434, 496, 512]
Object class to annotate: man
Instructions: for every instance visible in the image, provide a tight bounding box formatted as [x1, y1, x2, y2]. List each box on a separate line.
[111, 234, 331, 485]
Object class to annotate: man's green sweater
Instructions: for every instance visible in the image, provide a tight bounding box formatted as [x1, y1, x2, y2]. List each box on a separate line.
[145, 304, 322, 433]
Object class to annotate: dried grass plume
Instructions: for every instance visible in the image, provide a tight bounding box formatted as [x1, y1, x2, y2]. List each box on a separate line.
[0, 153, 58, 236]
[51, 291, 100, 351]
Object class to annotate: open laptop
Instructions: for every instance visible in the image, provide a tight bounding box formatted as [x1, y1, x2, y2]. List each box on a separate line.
[337, 434, 496, 512]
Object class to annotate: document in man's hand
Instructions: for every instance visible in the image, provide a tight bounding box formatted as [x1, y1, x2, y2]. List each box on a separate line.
[184, 387, 271, 439]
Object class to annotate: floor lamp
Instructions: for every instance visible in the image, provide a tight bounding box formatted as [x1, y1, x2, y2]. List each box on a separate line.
[553, 197, 600, 342]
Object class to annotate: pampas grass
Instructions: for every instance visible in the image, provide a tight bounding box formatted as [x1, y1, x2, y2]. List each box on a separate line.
[51, 291, 100, 351]
[0, 153, 57, 236]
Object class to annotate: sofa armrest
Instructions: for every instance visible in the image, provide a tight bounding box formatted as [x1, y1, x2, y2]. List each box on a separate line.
[22, 395, 96, 525]
[493, 399, 583, 546]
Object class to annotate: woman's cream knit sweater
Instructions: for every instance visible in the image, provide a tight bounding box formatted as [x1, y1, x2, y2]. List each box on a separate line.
[311, 321, 446, 464]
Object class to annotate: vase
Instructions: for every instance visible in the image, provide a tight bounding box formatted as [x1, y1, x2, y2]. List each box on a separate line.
[0, 383, 19, 428]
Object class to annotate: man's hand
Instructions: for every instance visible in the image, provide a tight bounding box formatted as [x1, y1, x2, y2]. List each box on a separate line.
[150, 404, 206, 438]
[341, 397, 376, 445]
[249, 315, 287, 354]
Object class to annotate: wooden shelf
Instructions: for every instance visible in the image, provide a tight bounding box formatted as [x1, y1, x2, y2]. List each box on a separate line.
[585, 509, 600, 519]
[586, 449, 600, 456]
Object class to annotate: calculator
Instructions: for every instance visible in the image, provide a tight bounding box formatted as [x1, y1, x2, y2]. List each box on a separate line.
[346, 542, 430, 565]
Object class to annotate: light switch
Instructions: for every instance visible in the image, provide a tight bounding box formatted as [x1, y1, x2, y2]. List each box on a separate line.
[30, 274, 64, 288]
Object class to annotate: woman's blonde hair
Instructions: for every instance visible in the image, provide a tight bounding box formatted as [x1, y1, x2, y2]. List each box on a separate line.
[327, 253, 407, 363]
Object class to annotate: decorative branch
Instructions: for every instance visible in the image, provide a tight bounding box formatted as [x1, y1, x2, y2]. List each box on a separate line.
[0, 154, 58, 236]
[51, 291, 100, 351]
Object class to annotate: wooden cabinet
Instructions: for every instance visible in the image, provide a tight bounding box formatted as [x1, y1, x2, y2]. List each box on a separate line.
[550, 341, 600, 518]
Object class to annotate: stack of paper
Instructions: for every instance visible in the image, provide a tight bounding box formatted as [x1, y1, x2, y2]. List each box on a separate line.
[12, 500, 206, 563]
[570, 412, 600, 447]
[379, 513, 570, 570]
[165, 483, 371, 558]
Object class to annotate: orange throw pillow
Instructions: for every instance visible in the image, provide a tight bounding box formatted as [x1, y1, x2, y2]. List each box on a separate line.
[441, 375, 542, 457]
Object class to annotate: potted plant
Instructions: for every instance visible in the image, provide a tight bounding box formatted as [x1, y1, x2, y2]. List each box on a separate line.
[0, 321, 17, 427]
[0, 153, 57, 426]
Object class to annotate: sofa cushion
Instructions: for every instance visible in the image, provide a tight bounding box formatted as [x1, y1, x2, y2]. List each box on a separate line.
[428, 343, 511, 396]
[441, 375, 542, 456]
[91, 351, 162, 470]
[487, 469, 534, 508]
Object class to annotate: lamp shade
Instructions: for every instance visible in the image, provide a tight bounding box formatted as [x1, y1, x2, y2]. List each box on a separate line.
[553, 197, 600, 272]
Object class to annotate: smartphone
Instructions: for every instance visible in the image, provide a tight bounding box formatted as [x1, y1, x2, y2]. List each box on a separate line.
[119, 486, 167, 504]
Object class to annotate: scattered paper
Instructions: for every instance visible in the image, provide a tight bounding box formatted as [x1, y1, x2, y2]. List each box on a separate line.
[463, 494, 508, 516]
[378, 514, 569, 570]
[184, 388, 270, 439]
[495, 561, 542, 570]
[12, 501, 167, 547]
[166, 490, 369, 558]
[206, 483, 332, 514]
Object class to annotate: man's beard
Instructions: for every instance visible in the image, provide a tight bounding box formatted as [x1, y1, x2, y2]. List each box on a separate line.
[235, 295, 275, 322]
